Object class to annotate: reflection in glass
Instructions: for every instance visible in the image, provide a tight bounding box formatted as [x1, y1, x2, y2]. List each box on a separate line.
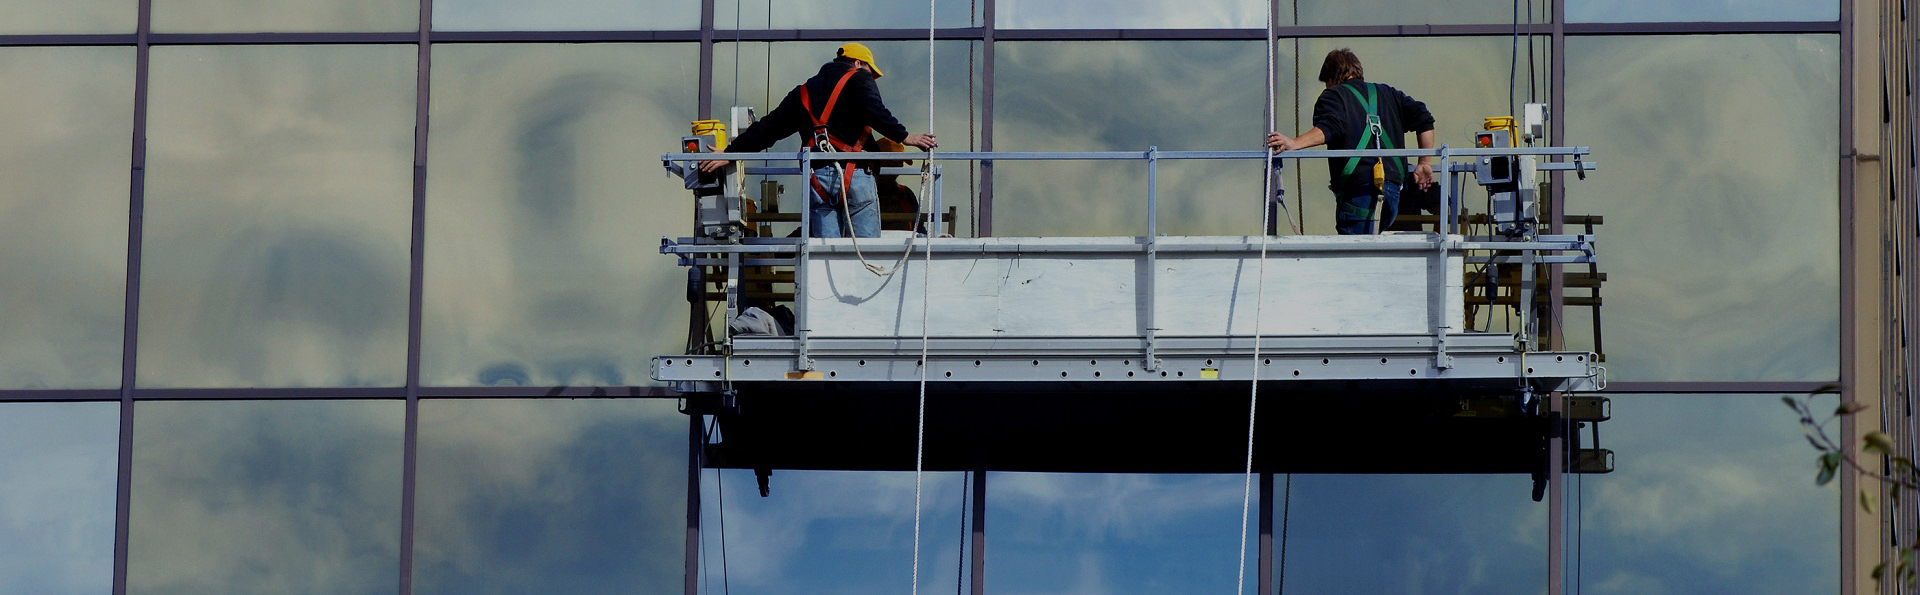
[713, 41, 984, 237]
[996, 0, 1265, 28]
[1563, 35, 1838, 381]
[0, 403, 118, 594]
[151, 0, 416, 33]
[717, 0, 979, 29]
[413, 399, 687, 593]
[993, 41, 1275, 237]
[1296, 0, 1519, 26]
[421, 43, 696, 387]
[127, 400, 404, 594]
[1275, 474, 1544, 591]
[705, 468, 968, 593]
[433, 0, 697, 32]
[987, 473, 1250, 592]
[1576, 394, 1835, 591]
[0, 47, 133, 389]
[1567, 0, 1836, 23]
[139, 45, 415, 388]
[1289, 37, 1546, 235]
[0, 0, 134, 34]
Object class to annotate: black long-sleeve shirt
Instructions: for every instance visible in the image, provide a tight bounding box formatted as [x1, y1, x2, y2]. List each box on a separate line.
[728, 61, 911, 155]
[1310, 78, 1435, 195]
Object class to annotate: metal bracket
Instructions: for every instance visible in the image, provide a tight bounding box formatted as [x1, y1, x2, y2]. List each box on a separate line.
[1566, 396, 1611, 422]
[1570, 448, 1613, 473]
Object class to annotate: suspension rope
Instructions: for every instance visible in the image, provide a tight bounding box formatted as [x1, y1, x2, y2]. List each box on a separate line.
[910, 1, 937, 593]
[1235, 1, 1278, 593]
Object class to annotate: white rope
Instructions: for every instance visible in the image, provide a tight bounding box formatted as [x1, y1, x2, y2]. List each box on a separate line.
[1235, 2, 1278, 594]
[910, 1, 936, 593]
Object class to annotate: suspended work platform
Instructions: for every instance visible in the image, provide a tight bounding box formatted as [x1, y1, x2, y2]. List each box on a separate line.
[653, 146, 1611, 481]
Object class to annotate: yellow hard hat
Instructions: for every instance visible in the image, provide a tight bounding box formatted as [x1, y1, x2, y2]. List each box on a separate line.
[837, 42, 884, 78]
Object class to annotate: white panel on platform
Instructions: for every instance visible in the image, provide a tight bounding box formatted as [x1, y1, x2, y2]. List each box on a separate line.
[803, 235, 1463, 339]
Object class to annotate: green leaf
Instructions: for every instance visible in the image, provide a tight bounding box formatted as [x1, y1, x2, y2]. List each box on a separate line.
[1783, 396, 1800, 409]
[1866, 431, 1897, 455]
[1874, 561, 1887, 581]
[1837, 401, 1871, 415]
[1817, 452, 1842, 486]
[1862, 490, 1877, 513]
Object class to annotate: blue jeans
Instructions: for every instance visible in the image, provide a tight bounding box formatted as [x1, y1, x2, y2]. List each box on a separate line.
[1334, 178, 1401, 235]
[808, 165, 880, 238]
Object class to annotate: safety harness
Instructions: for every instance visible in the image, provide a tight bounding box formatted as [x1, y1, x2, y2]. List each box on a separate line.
[1336, 81, 1395, 222]
[798, 67, 873, 208]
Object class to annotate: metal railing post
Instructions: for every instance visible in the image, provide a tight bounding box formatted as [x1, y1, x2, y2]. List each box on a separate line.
[1144, 147, 1161, 371]
[797, 147, 812, 369]
[1434, 145, 1454, 369]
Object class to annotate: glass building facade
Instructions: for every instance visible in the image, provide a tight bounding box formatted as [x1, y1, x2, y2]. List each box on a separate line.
[2, 0, 1906, 593]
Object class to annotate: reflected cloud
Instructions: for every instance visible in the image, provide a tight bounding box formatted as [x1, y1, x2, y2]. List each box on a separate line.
[997, 0, 1262, 29]
[421, 43, 698, 387]
[434, 0, 699, 31]
[702, 468, 970, 593]
[0, 403, 118, 594]
[127, 400, 403, 594]
[1563, 35, 1839, 381]
[138, 45, 416, 388]
[0, 46, 133, 389]
[413, 399, 685, 593]
[1567, 0, 1837, 23]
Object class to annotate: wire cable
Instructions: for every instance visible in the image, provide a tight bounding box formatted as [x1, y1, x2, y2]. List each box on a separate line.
[910, 3, 938, 593]
[1237, 2, 1278, 593]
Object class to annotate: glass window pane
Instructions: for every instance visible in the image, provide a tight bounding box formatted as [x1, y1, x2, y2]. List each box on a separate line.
[1273, 475, 1544, 591]
[139, 45, 416, 388]
[1288, 37, 1547, 235]
[0, 47, 133, 389]
[413, 399, 687, 592]
[987, 473, 1252, 592]
[1577, 394, 1836, 591]
[128, 399, 404, 593]
[704, 468, 969, 592]
[714, 41, 984, 237]
[432, 0, 696, 32]
[993, 41, 1278, 237]
[0, 0, 135, 34]
[1568, 0, 1836, 23]
[152, 0, 417, 33]
[0, 403, 119, 593]
[718, 0, 980, 30]
[1295, 0, 1520, 26]
[421, 43, 694, 387]
[1563, 35, 1838, 382]
[996, 0, 1265, 29]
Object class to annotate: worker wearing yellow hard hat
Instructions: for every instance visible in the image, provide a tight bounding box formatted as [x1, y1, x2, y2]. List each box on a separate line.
[700, 43, 937, 238]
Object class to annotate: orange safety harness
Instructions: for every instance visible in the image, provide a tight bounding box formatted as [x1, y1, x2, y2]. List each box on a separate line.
[798, 67, 874, 208]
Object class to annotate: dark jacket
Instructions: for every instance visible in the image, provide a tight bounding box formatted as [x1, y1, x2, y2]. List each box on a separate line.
[728, 60, 911, 155]
[1310, 78, 1435, 196]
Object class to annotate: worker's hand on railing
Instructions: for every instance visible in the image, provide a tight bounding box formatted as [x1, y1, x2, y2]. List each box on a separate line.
[903, 133, 938, 150]
[1413, 161, 1434, 190]
[1266, 131, 1295, 153]
[697, 159, 730, 173]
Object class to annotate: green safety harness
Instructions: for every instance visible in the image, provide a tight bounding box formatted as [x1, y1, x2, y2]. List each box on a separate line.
[1335, 81, 1397, 222]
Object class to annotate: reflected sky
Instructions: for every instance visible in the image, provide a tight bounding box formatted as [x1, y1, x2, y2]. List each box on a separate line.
[996, 0, 1265, 29]
[1573, 395, 1836, 593]
[988, 473, 1253, 593]
[717, 0, 979, 29]
[702, 467, 970, 594]
[0, 403, 118, 594]
[413, 399, 686, 593]
[0, 46, 133, 389]
[139, 44, 415, 389]
[1562, 35, 1839, 382]
[421, 43, 696, 387]
[434, 0, 697, 31]
[0, 0, 133, 34]
[128, 400, 404, 594]
[993, 41, 1274, 237]
[1295, 0, 1523, 26]
[151, 0, 416, 33]
[1567, 0, 1837, 23]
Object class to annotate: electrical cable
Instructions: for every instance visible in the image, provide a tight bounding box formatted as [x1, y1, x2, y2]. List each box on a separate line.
[1278, 473, 1292, 594]
[955, 470, 969, 595]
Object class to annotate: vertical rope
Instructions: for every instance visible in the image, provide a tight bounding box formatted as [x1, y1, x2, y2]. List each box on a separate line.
[911, 2, 938, 593]
[1236, 2, 1278, 594]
